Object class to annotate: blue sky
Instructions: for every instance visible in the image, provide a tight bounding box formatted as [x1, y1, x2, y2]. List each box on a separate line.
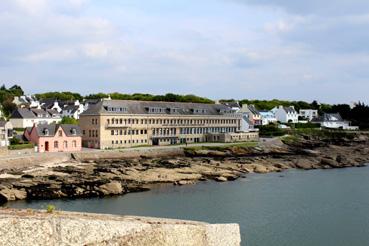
[0, 0, 367, 104]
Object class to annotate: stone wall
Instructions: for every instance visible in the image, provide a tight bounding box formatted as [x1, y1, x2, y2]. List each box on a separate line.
[0, 153, 71, 170]
[73, 148, 185, 162]
[0, 209, 241, 246]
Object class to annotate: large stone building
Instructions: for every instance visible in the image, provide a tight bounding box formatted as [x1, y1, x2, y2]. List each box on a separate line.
[79, 100, 244, 149]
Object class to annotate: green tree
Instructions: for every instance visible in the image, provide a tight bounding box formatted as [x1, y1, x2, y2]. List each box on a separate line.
[60, 116, 79, 125]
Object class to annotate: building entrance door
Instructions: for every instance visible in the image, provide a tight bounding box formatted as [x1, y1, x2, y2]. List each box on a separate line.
[45, 141, 49, 152]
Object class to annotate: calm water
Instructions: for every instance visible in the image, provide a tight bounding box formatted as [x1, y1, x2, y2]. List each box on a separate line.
[7, 166, 369, 246]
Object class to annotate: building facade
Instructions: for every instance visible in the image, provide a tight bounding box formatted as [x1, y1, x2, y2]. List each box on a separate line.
[313, 113, 359, 130]
[239, 104, 262, 126]
[24, 123, 82, 153]
[299, 109, 318, 121]
[0, 121, 13, 147]
[273, 106, 299, 123]
[259, 111, 278, 125]
[79, 100, 243, 149]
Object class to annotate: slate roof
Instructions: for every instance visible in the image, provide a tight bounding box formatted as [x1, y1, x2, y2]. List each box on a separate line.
[10, 108, 37, 119]
[247, 105, 260, 116]
[10, 108, 61, 119]
[222, 102, 240, 108]
[314, 113, 344, 122]
[283, 106, 297, 114]
[81, 100, 235, 116]
[33, 123, 82, 137]
[63, 105, 79, 114]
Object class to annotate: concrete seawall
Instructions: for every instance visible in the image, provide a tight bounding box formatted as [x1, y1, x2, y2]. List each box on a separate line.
[0, 209, 241, 246]
[0, 153, 71, 170]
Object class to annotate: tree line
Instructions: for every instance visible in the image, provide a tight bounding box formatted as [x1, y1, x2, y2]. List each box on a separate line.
[1, 84, 369, 129]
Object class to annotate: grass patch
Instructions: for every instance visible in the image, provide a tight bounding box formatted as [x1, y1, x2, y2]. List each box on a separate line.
[8, 143, 34, 150]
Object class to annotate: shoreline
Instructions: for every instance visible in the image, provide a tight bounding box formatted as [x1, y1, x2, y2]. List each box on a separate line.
[0, 134, 368, 203]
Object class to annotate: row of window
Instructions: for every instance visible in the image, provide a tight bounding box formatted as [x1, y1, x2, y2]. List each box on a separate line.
[53, 140, 78, 148]
[112, 139, 148, 145]
[111, 129, 148, 136]
[179, 127, 237, 135]
[107, 118, 238, 126]
[110, 127, 238, 136]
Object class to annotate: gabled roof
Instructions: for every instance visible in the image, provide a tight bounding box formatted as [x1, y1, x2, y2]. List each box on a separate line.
[10, 108, 36, 119]
[81, 100, 234, 116]
[33, 123, 82, 137]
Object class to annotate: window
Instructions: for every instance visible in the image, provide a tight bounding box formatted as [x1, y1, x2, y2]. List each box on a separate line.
[54, 141, 59, 148]
[72, 140, 77, 148]
[63, 141, 68, 148]
[111, 130, 114, 135]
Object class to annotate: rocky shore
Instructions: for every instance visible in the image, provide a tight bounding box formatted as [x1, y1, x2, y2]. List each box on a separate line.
[0, 132, 368, 203]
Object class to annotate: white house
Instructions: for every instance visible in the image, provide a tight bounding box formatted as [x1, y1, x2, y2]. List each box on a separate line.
[41, 99, 86, 119]
[220, 101, 241, 112]
[12, 95, 40, 108]
[9, 108, 61, 128]
[273, 106, 299, 123]
[61, 100, 86, 119]
[0, 121, 13, 147]
[313, 113, 359, 130]
[259, 111, 277, 125]
[299, 109, 318, 121]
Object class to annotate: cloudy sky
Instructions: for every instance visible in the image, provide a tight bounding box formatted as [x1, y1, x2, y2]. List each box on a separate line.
[0, 0, 368, 103]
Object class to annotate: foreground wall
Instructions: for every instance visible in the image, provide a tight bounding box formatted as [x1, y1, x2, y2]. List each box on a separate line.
[0, 209, 241, 246]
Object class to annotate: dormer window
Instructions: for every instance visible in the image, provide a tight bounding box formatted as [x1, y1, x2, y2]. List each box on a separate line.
[71, 128, 77, 135]
[44, 129, 49, 136]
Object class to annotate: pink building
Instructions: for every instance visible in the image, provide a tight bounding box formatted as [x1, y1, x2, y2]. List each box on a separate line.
[24, 124, 82, 153]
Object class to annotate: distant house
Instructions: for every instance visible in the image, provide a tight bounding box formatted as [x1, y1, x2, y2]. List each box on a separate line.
[24, 123, 82, 153]
[220, 101, 241, 112]
[0, 121, 13, 147]
[273, 106, 299, 123]
[41, 99, 86, 119]
[12, 95, 40, 108]
[299, 109, 318, 121]
[9, 108, 61, 128]
[313, 113, 358, 130]
[259, 111, 277, 125]
[240, 104, 262, 125]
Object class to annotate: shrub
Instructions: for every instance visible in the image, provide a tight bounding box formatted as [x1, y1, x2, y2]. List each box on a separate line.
[46, 204, 56, 213]
[258, 124, 286, 137]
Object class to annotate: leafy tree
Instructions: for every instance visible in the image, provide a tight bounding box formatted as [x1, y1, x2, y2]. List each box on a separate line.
[35, 92, 83, 101]
[60, 116, 79, 125]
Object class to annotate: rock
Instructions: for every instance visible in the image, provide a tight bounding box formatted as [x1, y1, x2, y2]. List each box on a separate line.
[321, 158, 341, 168]
[0, 188, 27, 202]
[336, 155, 347, 164]
[295, 160, 314, 170]
[253, 165, 268, 174]
[215, 176, 228, 182]
[98, 182, 123, 195]
[175, 180, 196, 186]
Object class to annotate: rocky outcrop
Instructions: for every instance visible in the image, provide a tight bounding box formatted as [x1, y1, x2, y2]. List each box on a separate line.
[0, 208, 241, 246]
